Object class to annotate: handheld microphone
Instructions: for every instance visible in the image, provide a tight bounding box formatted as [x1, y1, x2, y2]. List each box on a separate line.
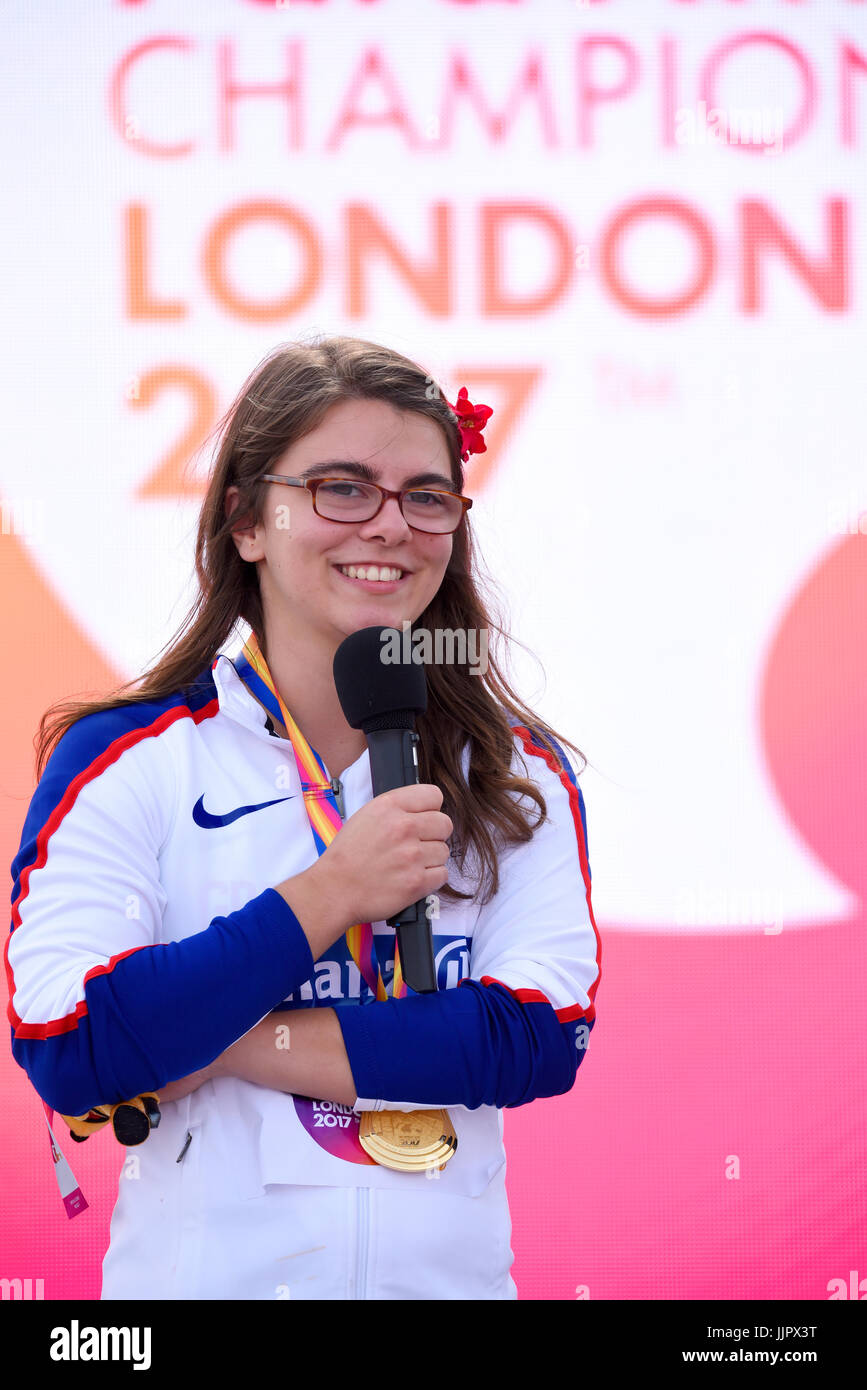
[333, 625, 437, 994]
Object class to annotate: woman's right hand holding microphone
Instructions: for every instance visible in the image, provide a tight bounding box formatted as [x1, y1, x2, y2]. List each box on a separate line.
[274, 784, 453, 958]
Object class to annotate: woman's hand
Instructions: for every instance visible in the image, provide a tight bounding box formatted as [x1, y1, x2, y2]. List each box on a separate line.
[272, 784, 452, 965]
[325, 783, 453, 926]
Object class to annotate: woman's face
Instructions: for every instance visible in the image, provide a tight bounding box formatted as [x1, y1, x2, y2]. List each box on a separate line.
[226, 397, 456, 654]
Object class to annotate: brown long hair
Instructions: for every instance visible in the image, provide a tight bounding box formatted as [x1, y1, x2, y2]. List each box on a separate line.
[35, 335, 587, 906]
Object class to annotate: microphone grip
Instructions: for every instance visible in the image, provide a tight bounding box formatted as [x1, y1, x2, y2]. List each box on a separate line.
[395, 913, 437, 994]
[367, 729, 438, 994]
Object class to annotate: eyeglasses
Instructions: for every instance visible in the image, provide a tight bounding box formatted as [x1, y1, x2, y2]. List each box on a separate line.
[259, 474, 472, 535]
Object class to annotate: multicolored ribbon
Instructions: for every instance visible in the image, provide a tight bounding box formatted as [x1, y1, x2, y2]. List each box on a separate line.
[234, 633, 407, 1001]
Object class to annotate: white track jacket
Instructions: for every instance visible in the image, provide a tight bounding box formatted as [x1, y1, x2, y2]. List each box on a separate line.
[7, 647, 600, 1300]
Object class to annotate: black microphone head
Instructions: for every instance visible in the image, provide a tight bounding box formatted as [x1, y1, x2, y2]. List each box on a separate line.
[333, 625, 428, 732]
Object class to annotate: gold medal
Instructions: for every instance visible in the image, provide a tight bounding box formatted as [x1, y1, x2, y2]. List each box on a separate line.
[358, 1109, 457, 1172]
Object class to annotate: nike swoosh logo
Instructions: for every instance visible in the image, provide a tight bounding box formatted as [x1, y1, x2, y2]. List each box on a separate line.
[192, 794, 294, 829]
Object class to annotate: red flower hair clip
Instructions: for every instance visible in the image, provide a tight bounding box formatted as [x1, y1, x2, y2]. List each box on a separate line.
[445, 386, 493, 464]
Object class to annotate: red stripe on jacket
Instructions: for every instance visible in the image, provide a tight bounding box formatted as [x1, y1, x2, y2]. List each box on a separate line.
[5, 699, 219, 1035]
[493, 726, 602, 1023]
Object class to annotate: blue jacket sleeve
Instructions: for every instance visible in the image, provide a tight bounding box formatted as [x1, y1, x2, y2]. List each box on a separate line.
[336, 977, 593, 1110]
[9, 888, 315, 1117]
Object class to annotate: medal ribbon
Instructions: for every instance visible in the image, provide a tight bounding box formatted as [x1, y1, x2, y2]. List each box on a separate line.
[235, 633, 407, 1001]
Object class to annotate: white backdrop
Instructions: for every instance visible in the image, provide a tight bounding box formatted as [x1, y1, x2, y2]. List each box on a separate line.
[2, 0, 863, 936]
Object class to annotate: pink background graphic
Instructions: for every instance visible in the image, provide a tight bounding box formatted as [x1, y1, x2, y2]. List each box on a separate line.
[2, 0, 866, 1300]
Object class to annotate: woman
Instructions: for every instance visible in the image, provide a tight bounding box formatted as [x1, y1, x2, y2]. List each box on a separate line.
[8, 336, 600, 1300]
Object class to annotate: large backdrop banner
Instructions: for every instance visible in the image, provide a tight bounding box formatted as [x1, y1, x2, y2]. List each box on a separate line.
[2, 0, 865, 1302]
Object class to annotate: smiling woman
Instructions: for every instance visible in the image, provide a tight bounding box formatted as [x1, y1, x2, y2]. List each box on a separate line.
[8, 333, 601, 1301]
[221, 395, 460, 774]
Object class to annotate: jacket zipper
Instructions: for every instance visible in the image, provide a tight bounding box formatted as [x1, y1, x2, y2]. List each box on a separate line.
[335, 768, 369, 1297]
[355, 1187, 370, 1299]
[330, 776, 346, 819]
[231, 677, 372, 1294]
[235, 691, 367, 1289]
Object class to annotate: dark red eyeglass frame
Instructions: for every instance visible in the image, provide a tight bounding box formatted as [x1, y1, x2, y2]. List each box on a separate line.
[259, 474, 473, 534]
